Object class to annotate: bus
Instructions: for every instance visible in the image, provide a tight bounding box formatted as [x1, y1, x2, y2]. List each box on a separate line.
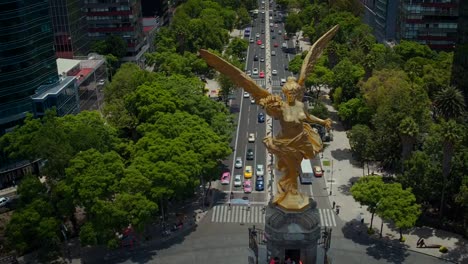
[244, 27, 251, 37]
[300, 159, 314, 184]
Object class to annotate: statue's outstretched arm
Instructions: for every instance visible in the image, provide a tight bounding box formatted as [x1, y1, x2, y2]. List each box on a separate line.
[259, 95, 283, 118]
[305, 112, 332, 130]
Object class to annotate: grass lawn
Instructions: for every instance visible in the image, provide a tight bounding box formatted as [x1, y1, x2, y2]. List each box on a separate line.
[322, 160, 331, 166]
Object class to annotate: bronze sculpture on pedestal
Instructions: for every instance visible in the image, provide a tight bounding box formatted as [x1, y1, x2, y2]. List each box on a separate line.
[199, 25, 339, 210]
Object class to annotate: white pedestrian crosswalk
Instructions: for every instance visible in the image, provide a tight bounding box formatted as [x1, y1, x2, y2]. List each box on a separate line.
[210, 205, 337, 227]
[272, 80, 281, 87]
[253, 79, 266, 87]
[319, 208, 337, 227]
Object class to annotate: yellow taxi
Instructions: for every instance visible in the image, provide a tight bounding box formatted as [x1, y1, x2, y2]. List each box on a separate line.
[244, 166, 253, 179]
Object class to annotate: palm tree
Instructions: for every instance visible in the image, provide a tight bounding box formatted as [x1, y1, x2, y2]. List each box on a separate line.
[433, 86, 466, 120]
[398, 117, 419, 172]
[439, 120, 462, 219]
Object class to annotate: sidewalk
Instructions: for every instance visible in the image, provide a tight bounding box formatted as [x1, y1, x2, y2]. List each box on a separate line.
[316, 85, 468, 263]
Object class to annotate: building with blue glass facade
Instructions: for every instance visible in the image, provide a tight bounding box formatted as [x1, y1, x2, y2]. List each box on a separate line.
[0, 0, 59, 132]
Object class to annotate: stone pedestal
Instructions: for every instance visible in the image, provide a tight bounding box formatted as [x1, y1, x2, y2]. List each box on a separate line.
[264, 198, 321, 264]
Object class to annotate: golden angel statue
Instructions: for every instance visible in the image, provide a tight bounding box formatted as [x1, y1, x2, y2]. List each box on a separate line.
[199, 25, 339, 210]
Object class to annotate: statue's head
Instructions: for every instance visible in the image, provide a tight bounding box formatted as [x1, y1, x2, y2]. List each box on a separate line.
[282, 77, 302, 103]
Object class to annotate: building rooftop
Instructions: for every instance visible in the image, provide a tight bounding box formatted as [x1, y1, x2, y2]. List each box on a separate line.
[57, 58, 81, 76]
[32, 76, 76, 100]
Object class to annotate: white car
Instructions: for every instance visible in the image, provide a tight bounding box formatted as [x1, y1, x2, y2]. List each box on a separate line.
[250, 38, 254, 43]
[235, 157, 243, 168]
[0, 197, 9, 207]
[270, 23, 273, 27]
[256, 33, 260, 38]
[253, 68, 259, 75]
[260, 57, 265, 62]
[243, 91, 250, 98]
[97, 79, 105, 86]
[281, 78, 287, 85]
[250, 97, 255, 104]
[261, 44, 265, 49]
[271, 50, 276, 56]
[272, 69, 277, 75]
[246, 70, 251, 76]
[256, 164, 264, 177]
[248, 133, 255, 143]
[234, 175, 242, 187]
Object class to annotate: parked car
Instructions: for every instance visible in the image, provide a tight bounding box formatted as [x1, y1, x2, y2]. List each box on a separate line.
[0, 197, 9, 207]
[244, 180, 252, 193]
[235, 157, 243, 168]
[220, 172, 231, 185]
[256, 164, 264, 177]
[258, 112, 265, 123]
[255, 179, 264, 191]
[248, 133, 255, 143]
[246, 149, 254, 160]
[313, 166, 323, 177]
[234, 175, 242, 187]
[244, 166, 253, 178]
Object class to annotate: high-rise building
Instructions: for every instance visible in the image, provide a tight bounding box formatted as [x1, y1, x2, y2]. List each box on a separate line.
[451, 0, 468, 103]
[49, 0, 90, 59]
[0, 0, 60, 131]
[84, 0, 148, 66]
[398, 0, 459, 51]
[360, 0, 400, 43]
[360, 0, 460, 51]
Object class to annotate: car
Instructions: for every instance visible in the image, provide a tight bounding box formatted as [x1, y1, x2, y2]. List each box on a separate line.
[248, 133, 255, 143]
[313, 166, 324, 177]
[255, 179, 264, 191]
[261, 44, 265, 49]
[258, 112, 265, 123]
[250, 97, 255, 104]
[274, 42, 279, 47]
[272, 69, 277, 75]
[246, 70, 251, 76]
[283, 34, 290, 40]
[269, 16, 273, 20]
[253, 68, 259, 75]
[250, 38, 254, 43]
[220, 172, 231, 185]
[254, 54, 258, 61]
[284, 64, 289, 70]
[278, 30, 282, 34]
[261, 10, 265, 14]
[257, 39, 262, 45]
[97, 79, 105, 86]
[244, 91, 250, 98]
[271, 28, 274, 32]
[260, 57, 265, 62]
[256, 33, 260, 38]
[235, 157, 243, 168]
[244, 165, 253, 178]
[271, 50, 276, 56]
[281, 78, 287, 85]
[270, 23, 273, 27]
[234, 175, 242, 187]
[259, 71, 265, 78]
[243, 180, 252, 193]
[274, 23, 278, 28]
[261, 18, 265, 22]
[256, 164, 264, 177]
[246, 149, 254, 160]
[0, 197, 9, 207]
[271, 35, 276, 39]
[282, 42, 288, 49]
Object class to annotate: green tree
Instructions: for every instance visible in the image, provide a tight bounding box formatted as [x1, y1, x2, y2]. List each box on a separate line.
[331, 58, 364, 103]
[337, 97, 373, 127]
[218, 73, 236, 105]
[285, 13, 303, 37]
[288, 52, 306, 74]
[329, 0, 364, 16]
[308, 101, 329, 120]
[351, 176, 386, 230]
[17, 175, 47, 205]
[433, 86, 466, 121]
[394, 40, 434, 62]
[377, 183, 421, 241]
[236, 7, 251, 29]
[226, 37, 248, 59]
[398, 117, 419, 168]
[91, 35, 127, 59]
[347, 124, 375, 174]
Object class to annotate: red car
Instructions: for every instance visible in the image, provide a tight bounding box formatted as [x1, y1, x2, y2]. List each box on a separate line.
[257, 39, 262, 45]
[313, 166, 323, 177]
[273, 42, 279, 47]
[220, 172, 231, 185]
[259, 71, 265, 78]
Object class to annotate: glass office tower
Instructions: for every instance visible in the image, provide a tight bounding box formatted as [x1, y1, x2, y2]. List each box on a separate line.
[0, 0, 59, 132]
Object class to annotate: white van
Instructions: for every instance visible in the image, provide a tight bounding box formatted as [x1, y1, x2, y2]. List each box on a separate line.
[280, 78, 286, 85]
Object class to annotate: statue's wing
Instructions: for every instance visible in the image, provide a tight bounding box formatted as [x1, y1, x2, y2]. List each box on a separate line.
[297, 25, 340, 86]
[199, 49, 271, 101]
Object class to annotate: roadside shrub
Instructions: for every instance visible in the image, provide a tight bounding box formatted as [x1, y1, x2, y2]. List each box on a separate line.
[439, 246, 448, 253]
